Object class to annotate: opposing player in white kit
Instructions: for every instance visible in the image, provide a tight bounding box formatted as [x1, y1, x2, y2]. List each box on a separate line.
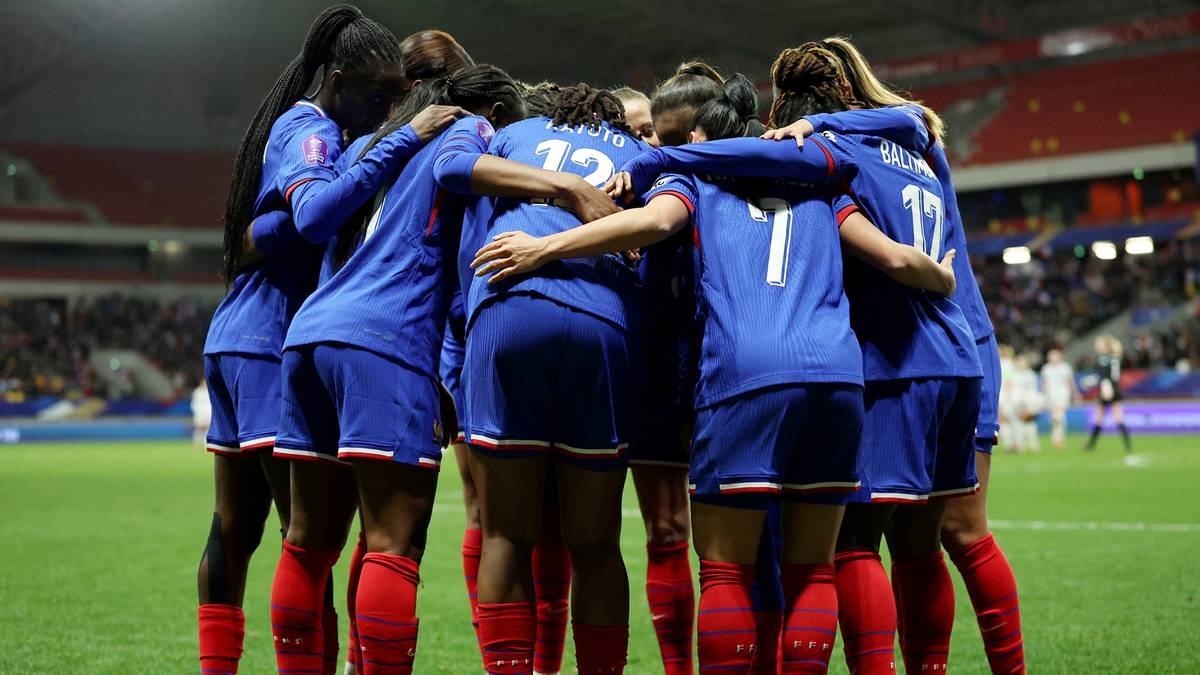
[1009, 354, 1043, 452]
[1041, 349, 1078, 448]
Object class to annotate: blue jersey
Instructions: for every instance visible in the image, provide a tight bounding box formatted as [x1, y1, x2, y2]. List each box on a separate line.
[464, 117, 648, 329]
[204, 101, 335, 357]
[820, 132, 981, 381]
[283, 116, 488, 378]
[644, 173, 863, 409]
[620, 132, 980, 382]
[805, 106, 993, 340]
[637, 231, 699, 426]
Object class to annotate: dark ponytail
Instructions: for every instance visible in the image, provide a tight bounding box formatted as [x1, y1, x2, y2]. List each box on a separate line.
[220, 4, 400, 282]
[650, 61, 724, 119]
[693, 73, 764, 141]
[335, 64, 524, 265]
[767, 43, 854, 129]
[544, 84, 632, 135]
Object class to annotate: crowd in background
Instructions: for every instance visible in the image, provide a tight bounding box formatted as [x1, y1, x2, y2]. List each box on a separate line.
[982, 239, 1200, 367]
[0, 295, 212, 400]
[2, 240, 1199, 402]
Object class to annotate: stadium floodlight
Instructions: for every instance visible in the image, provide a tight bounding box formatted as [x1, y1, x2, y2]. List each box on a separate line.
[1125, 236, 1154, 255]
[162, 240, 185, 255]
[1092, 241, 1118, 260]
[1002, 246, 1032, 265]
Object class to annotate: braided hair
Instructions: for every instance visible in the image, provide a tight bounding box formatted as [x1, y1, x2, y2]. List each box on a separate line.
[520, 81, 562, 118]
[220, 4, 400, 282]
[767, 43, 856, 128]
[693, 73, 765, 141]
[336, 64, 524, 264]
[820, 37, 945, 142]
[543, 84, 632, 135]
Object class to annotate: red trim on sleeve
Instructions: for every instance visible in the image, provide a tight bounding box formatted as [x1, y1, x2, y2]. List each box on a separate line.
[836, 203, 860, 227]
[692, 225, 701, 251]
[284, 177, 318, 204]
[808, 137, 836, 177]
[650, 190, 695, 214]
[425, 189, 445, 238]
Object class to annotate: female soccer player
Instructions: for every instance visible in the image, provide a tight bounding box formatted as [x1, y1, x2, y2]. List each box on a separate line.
[614, 87, 659, 146]
[1042, 348, 1078, 448]
[471, 81, 959, 675]
[197, 6, 445, 673]
[764, 36, 1026, 674]
[758, 45, 983, 675]
[272, 65, 619, 675]
[649, 62, 724, 147]
[454, 85, 643, 675]
[1085, 335, 1132, 452]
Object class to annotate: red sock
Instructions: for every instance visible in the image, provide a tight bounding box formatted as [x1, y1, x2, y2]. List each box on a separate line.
[834, 551, 897, 675]
[646, 541, 694, 675]
[462, 527, 484, 659]
[478, 601, 535, 674]
[892, 550, 955, 674]
[780, 563, 837, 674]
[346, 531, 367, 675]
[573, 622, 629, 674]
[271, 542, 341, 674]
[532, 533, 571, 674]
[323, 574, 339, 675]
[198, 604, 244, 674]
[949, 533, 1025, 674]
[355, 553, 420, 674]
[697, 560, 758, 671]
[749, 609, 781, 674]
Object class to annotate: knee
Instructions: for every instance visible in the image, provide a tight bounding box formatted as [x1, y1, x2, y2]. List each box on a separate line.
[564, 531, 623, 569]
[211, 509, 267, 558]
[939, 509, 988, 553]
[645, 510, 690, 546]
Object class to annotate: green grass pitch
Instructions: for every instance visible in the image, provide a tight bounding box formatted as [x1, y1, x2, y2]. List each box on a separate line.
[1, 434, 1198, 673]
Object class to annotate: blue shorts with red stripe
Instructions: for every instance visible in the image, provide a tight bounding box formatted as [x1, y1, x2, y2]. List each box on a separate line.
[463, 293, 634, 471]
[203, 353, 282, 455]
[975, 334, 1002, 455]
[274, 343, 444, 469]
[851, 377, 981, 504]
[689, 383, 863, 506]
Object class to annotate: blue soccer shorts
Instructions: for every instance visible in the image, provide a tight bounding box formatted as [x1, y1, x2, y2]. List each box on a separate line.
[689, 383, 864, 506]
[203, 353, 283, 455]
[274, 343, 444, 469]
[463, 293, 634, 471]
[439, 325, 467, 445]
[975, 335, 1002, 455]
[851, 377, 981, 504]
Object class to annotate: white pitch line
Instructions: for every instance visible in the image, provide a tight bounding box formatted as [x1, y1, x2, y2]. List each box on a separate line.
[989, 519, 1200, 533]
[432, 496, 1199, 534]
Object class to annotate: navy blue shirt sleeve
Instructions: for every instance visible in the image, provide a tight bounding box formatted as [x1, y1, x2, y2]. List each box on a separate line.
[433, 117, 495, 194]
[289, 124, 424, 244]
[805, 105, 933, 155]
[622, 136, 854, 196]
[249, 209, 296, 255]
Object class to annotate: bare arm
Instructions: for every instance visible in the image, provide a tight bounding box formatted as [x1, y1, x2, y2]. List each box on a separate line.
[840, 211, 956, 295]
[471, 195, 690, 284]
[465, 155, 621, 224]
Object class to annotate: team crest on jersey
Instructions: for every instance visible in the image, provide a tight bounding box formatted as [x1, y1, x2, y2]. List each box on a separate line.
[476, 119, 494, 143]
[302, 134, 328, 165]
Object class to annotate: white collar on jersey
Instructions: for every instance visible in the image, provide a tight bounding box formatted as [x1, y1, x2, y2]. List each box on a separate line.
[294, 99, 328, 118]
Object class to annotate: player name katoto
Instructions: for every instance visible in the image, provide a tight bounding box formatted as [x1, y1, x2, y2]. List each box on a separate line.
[545, 119, 629, 148]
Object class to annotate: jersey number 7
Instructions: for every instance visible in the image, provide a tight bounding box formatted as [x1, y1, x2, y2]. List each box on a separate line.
[746, 197, 793, 288]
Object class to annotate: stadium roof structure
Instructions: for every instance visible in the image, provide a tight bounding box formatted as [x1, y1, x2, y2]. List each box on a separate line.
[2, 0, 1198, 103]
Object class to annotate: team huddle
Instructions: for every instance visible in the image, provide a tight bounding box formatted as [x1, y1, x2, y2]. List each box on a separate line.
[196, 5, 1026, 674]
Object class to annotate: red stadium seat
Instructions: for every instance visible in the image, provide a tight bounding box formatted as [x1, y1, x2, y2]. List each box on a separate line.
[5, 144, 231, 228]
